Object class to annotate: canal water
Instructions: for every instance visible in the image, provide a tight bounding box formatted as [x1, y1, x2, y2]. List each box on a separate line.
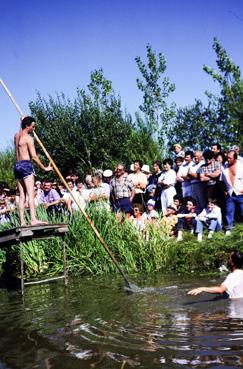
[0, 274, 243, 369]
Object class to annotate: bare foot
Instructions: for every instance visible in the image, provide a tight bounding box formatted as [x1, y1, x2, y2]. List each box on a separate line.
[20, 222, 27, 227]
[31, 220, 48, 226]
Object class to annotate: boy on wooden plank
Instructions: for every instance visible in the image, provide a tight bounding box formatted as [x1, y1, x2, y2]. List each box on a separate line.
[14, 116, 52, 226]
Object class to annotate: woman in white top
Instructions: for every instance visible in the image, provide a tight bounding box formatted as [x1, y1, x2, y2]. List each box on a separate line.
[188, 251, 243, 299]
[158, 159, 176, 215]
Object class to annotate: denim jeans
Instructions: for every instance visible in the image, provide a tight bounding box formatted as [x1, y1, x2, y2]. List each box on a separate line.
[225, 194, 243, 230]
[196, 219, 222, 234]
[177, 217, 196, 231]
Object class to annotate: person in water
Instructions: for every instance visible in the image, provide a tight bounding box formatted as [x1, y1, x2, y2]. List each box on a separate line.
[14, 116, 52, 226]
[188, 251, 243, 299]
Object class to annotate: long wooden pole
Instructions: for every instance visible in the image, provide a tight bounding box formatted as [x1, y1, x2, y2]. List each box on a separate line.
[0, 79, 133, 288]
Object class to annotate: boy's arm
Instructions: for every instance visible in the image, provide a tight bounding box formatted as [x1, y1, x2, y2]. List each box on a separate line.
[27, 136, 52, 171]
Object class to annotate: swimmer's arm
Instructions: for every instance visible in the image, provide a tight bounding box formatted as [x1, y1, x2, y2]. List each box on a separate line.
[188, 285, 227, 295]
[27, 136, 52, 171]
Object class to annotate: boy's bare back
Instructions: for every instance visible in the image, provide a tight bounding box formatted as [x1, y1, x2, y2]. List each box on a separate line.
[15, 131, 36, 161]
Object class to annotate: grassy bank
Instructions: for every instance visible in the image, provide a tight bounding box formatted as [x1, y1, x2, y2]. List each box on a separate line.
[0, 207, 242, 279]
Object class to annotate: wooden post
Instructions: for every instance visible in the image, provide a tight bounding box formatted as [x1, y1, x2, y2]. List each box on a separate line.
[20, 242, 24, 295]
[0, 224, 70, 293]
[63, 239, 68, 286]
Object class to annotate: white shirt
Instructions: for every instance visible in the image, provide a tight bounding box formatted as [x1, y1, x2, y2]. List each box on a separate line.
[196, 205, 222, 225]
[221, 161, 243, 195]
[177, 162, 193, 187]
[158, 169, 176, 188]
[222, 269, 243, 299]
[190, 160, 205, 184]
[63, 190, 87, 211]
[142, 210, 159, 222]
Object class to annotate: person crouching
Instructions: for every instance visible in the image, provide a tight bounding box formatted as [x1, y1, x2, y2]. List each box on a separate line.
[195, 198, 222, 242]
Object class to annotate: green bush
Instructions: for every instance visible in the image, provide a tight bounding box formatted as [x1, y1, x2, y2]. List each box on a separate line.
[0, 207, 242, 279]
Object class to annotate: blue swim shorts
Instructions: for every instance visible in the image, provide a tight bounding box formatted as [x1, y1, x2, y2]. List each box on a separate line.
[113, 197, 133, 214]
[14, 160, 35, 180]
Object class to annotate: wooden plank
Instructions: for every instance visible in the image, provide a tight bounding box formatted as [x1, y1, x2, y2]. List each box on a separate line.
[0, 223, 69, 248]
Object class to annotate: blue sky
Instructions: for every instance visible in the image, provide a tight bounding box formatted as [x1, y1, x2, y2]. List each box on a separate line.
[1, 0, 243, 150]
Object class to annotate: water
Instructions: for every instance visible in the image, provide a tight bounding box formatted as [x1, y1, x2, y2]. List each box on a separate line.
[0, 274, 243, 369]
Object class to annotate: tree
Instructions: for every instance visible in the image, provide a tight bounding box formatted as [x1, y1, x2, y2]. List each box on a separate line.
[168, 38, 243, 151]
[203, 37, 243, 149]
[167, 99, 222, 150]
[0, 147, 15, 189]
[135, 44, 176, 148]
[29, 69, 161, 179]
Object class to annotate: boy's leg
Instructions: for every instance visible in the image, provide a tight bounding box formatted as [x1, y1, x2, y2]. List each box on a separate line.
[24, 175, 47, 225]
[208, 219, 219, 232]
[195, 219, 204, 234]
[17, 179, 27, 226]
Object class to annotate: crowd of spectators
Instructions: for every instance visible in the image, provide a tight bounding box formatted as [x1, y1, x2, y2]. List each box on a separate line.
[0, 143, 242, 242]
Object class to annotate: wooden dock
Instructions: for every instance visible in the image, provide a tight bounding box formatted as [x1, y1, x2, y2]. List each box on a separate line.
[0, 223, 69, 294]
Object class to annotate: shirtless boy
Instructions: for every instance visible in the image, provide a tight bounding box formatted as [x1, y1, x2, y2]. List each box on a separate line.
[14, 116, 52, 226]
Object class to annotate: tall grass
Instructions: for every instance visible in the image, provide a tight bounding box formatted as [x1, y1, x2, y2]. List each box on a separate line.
[0, 206, 243, 279]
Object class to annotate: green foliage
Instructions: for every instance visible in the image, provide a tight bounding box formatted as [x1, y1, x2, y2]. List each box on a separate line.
[0, 147, 15, 188]
[167, 98, 225, 150]
[29, 68, 161, 178]
[135, 44, 176, 148]
[0, 249, 6, 276]
[168, 38, 243, 150]
[203, 37, 243, 149]
[1, 208, 242, 280]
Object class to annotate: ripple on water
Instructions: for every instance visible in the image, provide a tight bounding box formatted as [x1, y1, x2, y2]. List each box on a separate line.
[0, 275, 243, 368]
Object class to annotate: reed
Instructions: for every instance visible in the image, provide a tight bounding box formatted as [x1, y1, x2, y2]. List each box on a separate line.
[0, 207, 243, 279]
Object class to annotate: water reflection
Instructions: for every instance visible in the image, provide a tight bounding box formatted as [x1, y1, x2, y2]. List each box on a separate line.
[0, 275, 243, 368]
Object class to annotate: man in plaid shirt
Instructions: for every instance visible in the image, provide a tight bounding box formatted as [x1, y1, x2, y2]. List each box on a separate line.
[199, 150, 221, 201]
[111, 163, 135, 219]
